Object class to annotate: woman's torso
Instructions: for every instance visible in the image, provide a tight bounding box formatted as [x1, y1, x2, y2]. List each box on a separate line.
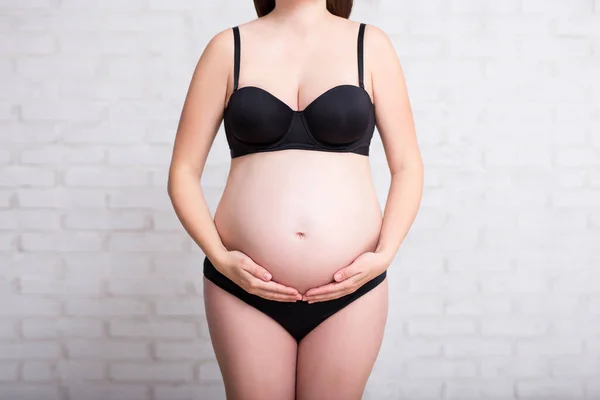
[213, 18, 382, 294]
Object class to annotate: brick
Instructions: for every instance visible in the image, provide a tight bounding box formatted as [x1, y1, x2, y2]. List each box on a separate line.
[555, 16, 600, 35]
[0, 122, 61, 143]
[155, 341, 215, 360]
[0, 385, 62, 400]
[407, 318, 476, 336]
[0, 297, 60, 316]
[108, 145, 172, 166]
[445, 379, 514, 399]
[0, 103, 17, 121]
[406, 359, 477, 378]
[67, 340, 149, 360]
[485, 16, 551, 34]
[20, 278, 102, 296]
[513, 294, 583, 316]
[0, 190, 12, 207]
[110, 362, 193, 382]
[12, 210, 61, 230]
[152, 212, 183, 231]
[520, 38, 592, 58]
[409, 16, 482, 35]
[0, 233, 16, 251]
[155, 298, 205, 317]
[8, 253, 62, 279]
[550, 356, 600, 376]
[0, 342, 60, 360]
[61, 0, 146, 9]
[109, 320, 196, 339]
[408, 273, 478, 293]
[108, 188, 172, 210]
[108, 278, 188, 296]
[517, 338, 583, 356]
[56, 361, 105, 380]
[65, 298, 148, 316]
[67, 384, 148, 400]
[108, 233, 186, 252]
[0, 34, 55, 54]
[62, 124, 146, 144]
[64, 211, 148, 230]
[22, 318, 103, 338]
[22, 362, 54, 381]
[0, 362, 18, 382]
[480, 272, 547, 293]
[0, 0, 57, 9]
[198, 361, 221, 382]
[154, 384, 226, 400]
[481, 318, 548, 336]
[17, 188, 107, 208]
[556, 148, 600, 167]
[522, 0, 594, 14]
[0, 166, 55, 187]
[395, 295, 443, 315]
[21, 232, 103, 252]
[64, 167, 148, 187]
[0, 320, 16, 338]
[588, 377, 600, 397]
[443, 338, 512, 357]
[20, 145, 105, 164]
[22, 102, 106, 121]
[481, 356, 549, 378]
[517, 378, 584, 398]
[444, 294, 512, 318]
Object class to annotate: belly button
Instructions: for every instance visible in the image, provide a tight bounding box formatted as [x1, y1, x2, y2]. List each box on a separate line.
[295, 232, 305, 239]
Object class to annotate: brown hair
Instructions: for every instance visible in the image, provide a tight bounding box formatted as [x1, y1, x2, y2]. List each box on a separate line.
[253, 0, 353, 19]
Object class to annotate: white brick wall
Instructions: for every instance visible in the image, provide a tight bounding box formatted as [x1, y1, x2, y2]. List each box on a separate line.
[0, 0, 599, 399]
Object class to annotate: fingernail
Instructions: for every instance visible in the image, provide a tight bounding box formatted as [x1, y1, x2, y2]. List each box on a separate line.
[264, 272, 271, 280]
[335, 273, 342, 281]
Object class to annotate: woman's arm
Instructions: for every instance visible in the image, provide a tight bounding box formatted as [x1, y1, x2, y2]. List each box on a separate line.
[167, 28, 302, 302]
[302, 24, 423, 302]
[167, 29, 233, 267]
[369, 24, 424, 266]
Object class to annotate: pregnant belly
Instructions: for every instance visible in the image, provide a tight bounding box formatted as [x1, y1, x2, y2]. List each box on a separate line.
[213, 150, 383, 294]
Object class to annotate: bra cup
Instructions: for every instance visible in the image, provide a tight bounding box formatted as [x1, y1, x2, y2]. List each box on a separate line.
[226, 88, 293, 145]
[303, 86, 372, 146]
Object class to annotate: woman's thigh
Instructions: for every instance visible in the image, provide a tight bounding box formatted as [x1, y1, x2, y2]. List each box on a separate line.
[203, 277, 298, 400]
[295, 277, 389, 400]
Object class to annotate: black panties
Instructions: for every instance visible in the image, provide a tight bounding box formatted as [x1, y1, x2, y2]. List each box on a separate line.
[203, 256, 387, 343]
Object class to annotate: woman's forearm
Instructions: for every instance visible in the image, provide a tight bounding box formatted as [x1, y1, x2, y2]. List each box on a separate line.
[167, 166, 228, 266]
[375, 163, 424, 265]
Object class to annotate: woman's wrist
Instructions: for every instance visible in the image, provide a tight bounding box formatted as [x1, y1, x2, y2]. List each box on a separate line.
[374, 244, 397, 267]
[205, 245, 230, 269]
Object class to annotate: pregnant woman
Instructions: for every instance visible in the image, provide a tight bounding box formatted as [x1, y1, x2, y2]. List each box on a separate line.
[167, 0, 423, 399]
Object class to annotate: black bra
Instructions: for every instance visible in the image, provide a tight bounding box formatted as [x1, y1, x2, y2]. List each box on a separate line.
[224, 23, 376, 159]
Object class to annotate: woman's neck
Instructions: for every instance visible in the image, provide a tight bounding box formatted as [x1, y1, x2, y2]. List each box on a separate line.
[270, 0, 330, 29]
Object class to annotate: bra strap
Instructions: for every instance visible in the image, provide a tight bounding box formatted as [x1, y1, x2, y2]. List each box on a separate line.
[357, 23, 366, 89]
[232, 26, 241, 91]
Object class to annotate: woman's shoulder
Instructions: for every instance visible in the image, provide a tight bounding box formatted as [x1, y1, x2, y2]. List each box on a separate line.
[352, 22, 396, 61]
[348, 20, 390, 43]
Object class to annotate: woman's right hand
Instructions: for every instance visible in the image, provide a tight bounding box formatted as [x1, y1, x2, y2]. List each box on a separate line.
[215, 250, 303, 302]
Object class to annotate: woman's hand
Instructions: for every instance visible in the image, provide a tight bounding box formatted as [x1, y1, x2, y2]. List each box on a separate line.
[302, 251, 391, 304]
[215, 250, 303, 302]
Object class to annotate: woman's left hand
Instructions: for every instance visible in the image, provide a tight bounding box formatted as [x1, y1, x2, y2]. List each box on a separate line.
[302, 251, 391, 304]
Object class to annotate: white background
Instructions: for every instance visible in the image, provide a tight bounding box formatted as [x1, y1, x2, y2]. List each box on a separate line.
[1, 0, 600, 399]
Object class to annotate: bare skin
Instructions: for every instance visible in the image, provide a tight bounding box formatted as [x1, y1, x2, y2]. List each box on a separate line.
[167, 1, 423, 399]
